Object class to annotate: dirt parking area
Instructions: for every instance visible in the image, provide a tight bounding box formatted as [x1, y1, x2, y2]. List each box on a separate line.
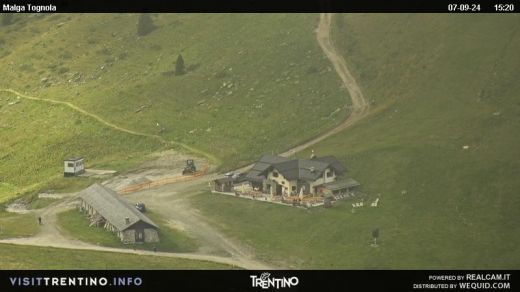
[102, 150, 211, 192]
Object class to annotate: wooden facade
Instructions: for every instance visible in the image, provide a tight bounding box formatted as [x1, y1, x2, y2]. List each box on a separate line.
[79, 199, 159, 243]
[77, 184, 159, 244]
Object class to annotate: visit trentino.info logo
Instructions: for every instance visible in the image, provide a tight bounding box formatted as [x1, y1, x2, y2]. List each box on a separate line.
[250, 272, 299, 289]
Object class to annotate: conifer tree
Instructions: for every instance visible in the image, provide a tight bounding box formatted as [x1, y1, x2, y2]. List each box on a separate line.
[137, 14, 155, 36]
[175, 54, 185, 76]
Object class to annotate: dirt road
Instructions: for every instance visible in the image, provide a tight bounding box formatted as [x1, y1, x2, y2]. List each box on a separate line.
[283, 13, 369, 154]
[0, 195, 270, 270]
[235, 13, 369, 173]
[123, 178, 275, 268]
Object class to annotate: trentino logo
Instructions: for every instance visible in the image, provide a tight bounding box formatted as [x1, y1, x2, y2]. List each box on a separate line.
[250, 272, 299, 289]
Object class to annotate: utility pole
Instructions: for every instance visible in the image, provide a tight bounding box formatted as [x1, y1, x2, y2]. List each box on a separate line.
[372, 228, 380, 246]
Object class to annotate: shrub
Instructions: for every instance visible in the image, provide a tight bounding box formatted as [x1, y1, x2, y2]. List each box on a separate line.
[118, 51, 128, 60]
[57, 67, 69, 74]
[175, 54, 185, 76]
[137, 14, 156, 36]
[2, 14, 15, 26]
[214, 69, 228, 79]
[60, 51, 73, 60]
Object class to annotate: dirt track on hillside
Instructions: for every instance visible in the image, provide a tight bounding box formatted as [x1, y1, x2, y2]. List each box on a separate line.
[287, 13, 369, 150]
[235, 13, 369, 173]
[0, 89, 219, 163]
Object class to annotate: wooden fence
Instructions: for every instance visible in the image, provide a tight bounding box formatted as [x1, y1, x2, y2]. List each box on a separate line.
[117, 164, 209, 194]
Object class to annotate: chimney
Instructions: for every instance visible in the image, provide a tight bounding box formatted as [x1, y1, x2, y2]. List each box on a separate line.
[125, 217, 130, 224]
[310, 149, 316, 159]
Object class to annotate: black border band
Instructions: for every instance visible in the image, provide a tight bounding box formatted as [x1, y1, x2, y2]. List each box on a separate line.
[0, 0, 519, 13]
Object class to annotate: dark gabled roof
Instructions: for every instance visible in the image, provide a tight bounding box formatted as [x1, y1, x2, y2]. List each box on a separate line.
[270, 160, 300, 180]
[322, 178, 360, 190]
[245, 154, 347, 182]
[271, 159, 330, 181]
[245, 155, 290, 182]
[233, 173, 249, 183]
[214, 177, 233, 184]
[257, 154, 291, 165]
[244, 171, 264, 182]
[313, 155, 347, 174]
[78, 183, 158, 231]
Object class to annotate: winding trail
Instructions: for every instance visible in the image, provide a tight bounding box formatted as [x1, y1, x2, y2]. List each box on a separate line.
[285, 13, 370, 152]
[0, 13, 369, 269]
[0, 88, 220, 164]
[235, 13, 369, 173]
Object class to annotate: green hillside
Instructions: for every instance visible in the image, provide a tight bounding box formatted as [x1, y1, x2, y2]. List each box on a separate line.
[0, 13, 348, 201]
[190, 14, 520, 268]
[0, 96, 162, 202]
[1, 13, 518, 269]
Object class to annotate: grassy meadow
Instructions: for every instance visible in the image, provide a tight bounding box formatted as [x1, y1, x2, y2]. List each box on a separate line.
[0, 97, 164, 203]
[188, 14, 520, 269]
[0, 209, 39, 239]
[0, 244, 235, 269]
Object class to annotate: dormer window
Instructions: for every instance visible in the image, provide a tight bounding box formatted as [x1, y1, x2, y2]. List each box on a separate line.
[273, 171, 279, 178]
[326, 169, 334, 178]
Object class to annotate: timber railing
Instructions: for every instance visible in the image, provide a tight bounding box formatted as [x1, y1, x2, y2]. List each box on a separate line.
[117, 164, 209, 194]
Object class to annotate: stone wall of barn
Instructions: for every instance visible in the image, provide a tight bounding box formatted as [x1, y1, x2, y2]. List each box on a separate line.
[144, 228, 160, 243]
[121, 229, 136, 244]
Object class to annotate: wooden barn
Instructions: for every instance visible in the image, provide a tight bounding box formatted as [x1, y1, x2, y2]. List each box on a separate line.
[77, 183, 159, 244]
[64, 157, 85, 177]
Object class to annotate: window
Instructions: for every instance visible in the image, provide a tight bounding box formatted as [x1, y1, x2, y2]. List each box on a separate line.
[292, 186, 296, 191]
[272, 171, 279, 178]
[326, 170, 334, 178]
[67, 163, 74, 167]
[281, 181, 285, 185]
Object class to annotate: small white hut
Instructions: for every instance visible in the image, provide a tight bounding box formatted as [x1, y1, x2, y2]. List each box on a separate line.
[64, 157, 85, 177]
